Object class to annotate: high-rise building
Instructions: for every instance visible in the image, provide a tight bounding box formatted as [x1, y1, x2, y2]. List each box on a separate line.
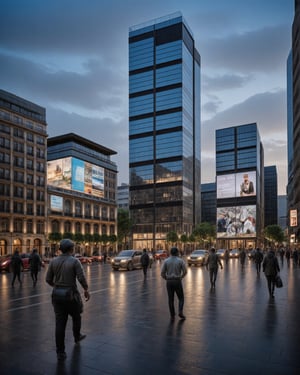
[288, 1, 300, 242]
[0, 89, 47, 255]
[128, 12, 201, 250]
[117, 183, 129, 210]
[216, 123, 264, 250]
[264, 166, 278, 227]
[201, 183, 216, 225]
[47, 133, 118, 255]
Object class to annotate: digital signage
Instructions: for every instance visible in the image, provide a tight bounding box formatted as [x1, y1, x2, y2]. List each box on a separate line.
[50, 195, 63, 212]
[217, 205, 256, 238]
[47, 157, 104, 197]
[290, 209, 297, 227]
[217, 171, 256, 199]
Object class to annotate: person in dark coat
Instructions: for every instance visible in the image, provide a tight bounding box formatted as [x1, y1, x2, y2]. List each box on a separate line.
[29, 248, 42, 286]
[11, 249, 23, 286]
[262, 249, 280, 298]
[253, 247, 264, 274]
[205, 247, 223, 288]
[141, 248, 150, 277]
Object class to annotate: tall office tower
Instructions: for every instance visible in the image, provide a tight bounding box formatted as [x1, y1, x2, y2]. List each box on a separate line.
[0, 89, 47, 255]
[47, 133, 118, 255]
[216, 123, 264, 250]
[264, 166, 278, 227]
[128, 13, 201, 250]
[201, 183, 216, 225]
[288, 1, 300, 241]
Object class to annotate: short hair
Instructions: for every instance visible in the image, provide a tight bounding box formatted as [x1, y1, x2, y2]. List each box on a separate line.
[59, 239, 74, 253]
[170, 247, 179, 256]
[210, 247, 216, 252]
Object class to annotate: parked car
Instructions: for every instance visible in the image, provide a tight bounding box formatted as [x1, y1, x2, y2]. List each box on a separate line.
[0, 253, 45, 272]
[216, 249, 226, 259]
[187, 249, 209, 267]
[91, 252, 104, 262]
[154, 250, 168, 260]
[230, 249, 240, 258]
[111, 250, 143, 271]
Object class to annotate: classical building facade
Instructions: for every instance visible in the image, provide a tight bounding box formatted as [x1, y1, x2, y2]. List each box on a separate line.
[0, 89, 47, 255]
[128, 12, 201, 250]
[47, 133, 118, 255]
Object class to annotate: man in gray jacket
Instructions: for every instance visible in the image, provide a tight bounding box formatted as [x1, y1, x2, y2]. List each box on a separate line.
[161, 247, 187, 321]
[46, 239, 90, 361]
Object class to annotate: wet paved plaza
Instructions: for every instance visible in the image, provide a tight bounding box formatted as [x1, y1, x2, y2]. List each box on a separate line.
[0, 255, 300, 375]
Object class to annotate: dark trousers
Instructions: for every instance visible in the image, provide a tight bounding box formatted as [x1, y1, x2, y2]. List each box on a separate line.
[166, 279, 184, 317]
[53, 300, 82, 354]
[255, 262, 262, 273]
[12, 270, 22, 285]
[209, 267, 218, 285]
[31, 269, 39, 283]
[266, 275, 276, 296]
[142, 265, 148, 276]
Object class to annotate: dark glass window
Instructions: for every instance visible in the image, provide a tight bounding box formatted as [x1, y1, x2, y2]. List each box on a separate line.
[216, 152, 235, 172]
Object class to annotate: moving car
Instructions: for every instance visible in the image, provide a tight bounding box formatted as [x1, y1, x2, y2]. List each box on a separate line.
[230, 249, 240, 258]
[216, 249, 226, 259]
[74, 254, 93, 264]
[111, 250, 143, 271]
[154, 250, 168, 260]
[187, 249, 209, 267]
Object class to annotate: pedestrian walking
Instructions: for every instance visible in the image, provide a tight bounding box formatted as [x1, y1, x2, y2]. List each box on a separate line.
[206, 247, 223, 288]
[253, 247, 263, 274]
[262, 249, 280, 298]
[161, 247, 187, 321]
[141, 248, 150, 277]
[224, 249, 230, 265]
[29, 248, 42, 286]
[11, 249, 23, 286]
[46, 239, 90, 361]
[240, 248, 246, 268]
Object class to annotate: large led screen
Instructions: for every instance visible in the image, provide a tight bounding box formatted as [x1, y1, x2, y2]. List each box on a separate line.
[217, 171, 256, 199]
[50, 195, 63, 212]
[217, 205, 256, 238]
[48, 157, 104, 197]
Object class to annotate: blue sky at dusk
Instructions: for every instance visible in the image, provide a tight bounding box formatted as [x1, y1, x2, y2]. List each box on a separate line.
[0, 0, 294, 194]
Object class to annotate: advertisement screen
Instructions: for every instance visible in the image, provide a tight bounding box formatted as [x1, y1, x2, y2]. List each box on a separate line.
[47, 157, 104, 197]
[50, 195, 63, 212]
[290, 209, 297, 227]
[217, 171, 256, 199]
[217, 205, 256, 238]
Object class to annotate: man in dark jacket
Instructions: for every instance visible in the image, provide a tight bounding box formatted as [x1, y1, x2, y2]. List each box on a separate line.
[253, 247, 263, 274]
[11, 249, 23, 286]
[141, 248, 150, 277]
[46, 239, 90, 361]
[29, 248, 42, 286]
[262, 249, 280, 298]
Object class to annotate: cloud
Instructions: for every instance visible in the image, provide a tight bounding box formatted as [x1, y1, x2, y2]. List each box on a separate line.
[202, 73, 253, 92]
[201, 24, 291, 74]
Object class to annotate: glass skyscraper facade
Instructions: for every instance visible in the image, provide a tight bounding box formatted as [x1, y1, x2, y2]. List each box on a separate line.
[216, 123, 264, 250]
[128, 13, 201, 250]
[264, 165, 278, 227]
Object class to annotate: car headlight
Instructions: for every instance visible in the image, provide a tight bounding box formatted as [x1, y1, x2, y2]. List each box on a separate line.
[187, 256, 191, 260]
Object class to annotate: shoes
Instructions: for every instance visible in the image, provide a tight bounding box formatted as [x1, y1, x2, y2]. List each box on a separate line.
[75, 334, 86, 344]
[170, 315, 175, 322]
[178, 313, 186, 320]
[57, 352, 67, 361]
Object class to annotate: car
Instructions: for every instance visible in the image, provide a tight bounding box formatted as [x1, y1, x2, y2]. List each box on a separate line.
[230, 249, 240, 258]
[111, 249, 143, 271]
[216, 249, 226, 259]
[187, 249, 209, 266]
[74, 254, 93, 264]
[154, 250, 168, 260]
[0, 253, 45, 272]
[90, 252, 104, 262]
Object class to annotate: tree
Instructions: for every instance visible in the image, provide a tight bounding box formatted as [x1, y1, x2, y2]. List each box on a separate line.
[192, 222, 216, 248]
[264, 225, 285, 246]
[117, 209, 132, 249]
[48, 232, 62, 243]
[166, 231, 178, 245]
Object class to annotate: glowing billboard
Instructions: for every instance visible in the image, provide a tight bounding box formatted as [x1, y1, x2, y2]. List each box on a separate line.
[217, 171, 256, 199]
[47, 157, 104, 197]
[50, 195, 63, 212]
[217, 205, 256, 238]
[290, 209, 297, 227]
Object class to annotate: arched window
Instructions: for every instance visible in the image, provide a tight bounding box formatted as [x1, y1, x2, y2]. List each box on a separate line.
[75, 201, 82, 217]
[110, 225, 115, 235]
[0, 218, 9, 232]
[85, 223, 90, 234]
[13, 219, 23, 233]
[85, 203, 91, 218]
[65, 200, 72, 215]
[94, 224, 99, 234]
[64, 221, 71, 233]
[102, 224, 107, 235]
[75, 222, 81, 233]
[51, 220, 60, 233]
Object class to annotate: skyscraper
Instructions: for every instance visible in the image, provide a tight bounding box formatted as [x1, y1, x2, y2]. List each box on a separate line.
[264, 165, 278, 227]
[128, 12, 201, 250]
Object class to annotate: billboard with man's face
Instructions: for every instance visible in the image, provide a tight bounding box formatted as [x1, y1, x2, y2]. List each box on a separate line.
[217, 171, 256, 199]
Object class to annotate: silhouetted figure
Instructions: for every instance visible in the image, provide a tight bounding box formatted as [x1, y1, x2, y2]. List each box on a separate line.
[263, 249, 280, 298]
[240, 248, 246, 268]
[141, 248, 150, 278]
[11, 250, 23, 286]
[206, 247, 223, 288]
[29, 248, 42, 286]
[253, 247, 263, 274]
[161, 247, 187, 321]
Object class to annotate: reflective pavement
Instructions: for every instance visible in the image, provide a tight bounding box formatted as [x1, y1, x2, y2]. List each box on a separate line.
[0, 256, 300, 375]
